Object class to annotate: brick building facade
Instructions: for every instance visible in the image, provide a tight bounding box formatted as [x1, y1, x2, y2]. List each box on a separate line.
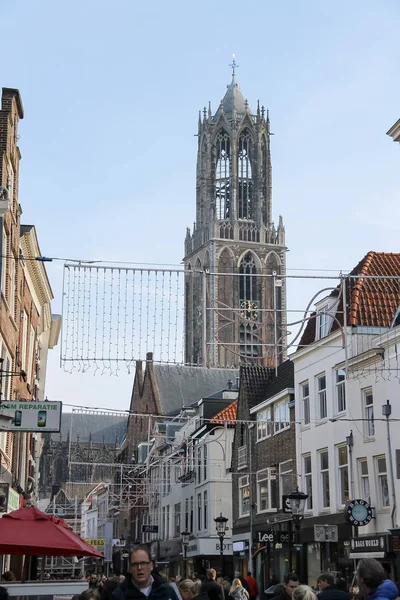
[0, 87, 60, 507]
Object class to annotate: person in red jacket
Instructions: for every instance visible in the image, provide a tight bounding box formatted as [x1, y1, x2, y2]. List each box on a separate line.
[244, 573, 258, 600]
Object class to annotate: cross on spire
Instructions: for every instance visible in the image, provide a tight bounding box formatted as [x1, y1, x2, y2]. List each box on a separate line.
[229, 53, 239, 78]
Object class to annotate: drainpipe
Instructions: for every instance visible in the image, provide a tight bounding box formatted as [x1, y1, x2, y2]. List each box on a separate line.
[382, 400, 397, 528]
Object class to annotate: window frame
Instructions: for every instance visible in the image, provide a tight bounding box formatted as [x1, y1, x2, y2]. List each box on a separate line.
[303, 454, 313, 510]
[238, 445, 248, 469]
[375, 456, 390, 508]
[335, 368, 346, 414]
[337, 445, 349, 506]
[319, 449, 330, 509]
[358, 458, 371, 504]
[203, 490, 208, 530]
[256, 406, 272, 441]
[363, 388, 375, 438]
[256, 468, 277, 514]
[316, 373, 327, 420]
[197, 493, 202, 531]
[273, 398, 290, 434]
[317, 307, 331, 339]
[300, 381, 310, 425]
[279, 460, 293, 498]
[239, 475, 251, 517]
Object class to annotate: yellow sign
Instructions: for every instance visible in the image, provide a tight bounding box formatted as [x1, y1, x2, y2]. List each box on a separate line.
[85, 538, 105, 547]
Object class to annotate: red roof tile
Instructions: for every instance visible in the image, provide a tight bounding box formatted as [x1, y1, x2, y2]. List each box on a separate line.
[299, 251, 400, 348]
[210, 400, 238, 424]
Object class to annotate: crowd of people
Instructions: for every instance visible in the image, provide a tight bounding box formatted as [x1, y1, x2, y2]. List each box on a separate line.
[78, 548, 399, 600]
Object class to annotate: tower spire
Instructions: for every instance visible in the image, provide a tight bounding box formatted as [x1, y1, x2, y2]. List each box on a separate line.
[229, 53, 239, 79]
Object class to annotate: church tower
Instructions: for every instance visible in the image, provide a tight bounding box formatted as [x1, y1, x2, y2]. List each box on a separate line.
[184, 61, 287, 368]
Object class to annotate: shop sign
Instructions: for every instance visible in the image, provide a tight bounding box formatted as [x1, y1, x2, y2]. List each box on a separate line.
[282, 495, 292, 513]
[159, 540, 182, 558]
[142, 524, 159, 533]
[346, 499, 373, 526]
[85, 538, 105, 548]
[350, 535, 391, 553]
[7, 487, 20, 512]
[0, 401, 62, 432]
[314, 525, 338, 543]
[186, 537, 233, 557]
[256, 531, 291, 545]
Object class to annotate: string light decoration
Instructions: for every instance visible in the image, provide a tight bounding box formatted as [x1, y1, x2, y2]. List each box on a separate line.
[61, 264, 185, 371]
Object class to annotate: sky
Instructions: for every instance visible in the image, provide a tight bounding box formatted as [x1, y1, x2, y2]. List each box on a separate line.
[1, 0, 400, 412]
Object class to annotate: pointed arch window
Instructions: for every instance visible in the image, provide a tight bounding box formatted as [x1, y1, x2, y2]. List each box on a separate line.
[239, 252, 261, 361]
[215, 131, 230, 220]
[238, 130, 253, 220]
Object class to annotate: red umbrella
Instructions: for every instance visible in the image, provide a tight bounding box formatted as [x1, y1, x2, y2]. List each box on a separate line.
[0, 506, 103, 557]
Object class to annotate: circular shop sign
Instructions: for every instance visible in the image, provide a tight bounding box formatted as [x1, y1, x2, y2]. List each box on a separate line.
[346, 499, 373, 526]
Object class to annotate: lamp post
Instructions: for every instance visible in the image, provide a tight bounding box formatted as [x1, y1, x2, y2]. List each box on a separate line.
[214, 513, 228, 575]
[181, 530, 191, 578]
[286, 488, 308, 578]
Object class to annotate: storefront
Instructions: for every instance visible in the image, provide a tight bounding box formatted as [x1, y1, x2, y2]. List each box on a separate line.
[158, 540, 183, 577]
[254, 523, 301, 592]
[349, 534, 396, 581]
[232, 540, 250, 578]
[187, 537, 233, 577]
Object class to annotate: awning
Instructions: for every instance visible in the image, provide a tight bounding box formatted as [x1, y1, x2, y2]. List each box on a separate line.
[349, 552, 385, 559]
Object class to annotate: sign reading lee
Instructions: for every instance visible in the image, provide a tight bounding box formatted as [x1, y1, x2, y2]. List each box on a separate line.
[0, 401, 62, 432]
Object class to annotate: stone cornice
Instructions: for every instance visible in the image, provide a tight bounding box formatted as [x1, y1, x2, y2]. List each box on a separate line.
[20, 227, 54, 319]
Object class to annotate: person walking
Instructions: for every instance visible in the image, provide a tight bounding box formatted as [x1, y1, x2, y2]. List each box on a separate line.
[229, 580, 249, 600]
[274, 575, 300, 600]
[317, 574, 349, 600]
[112, 546, 179, 600]
[179, 579, 209, 600]
[244, 573, 258, 600]
[89, 574, 100, 590]
[200, 570, 224, 600]
[293, 586, 317, 600]
[356, 558, 398, 600]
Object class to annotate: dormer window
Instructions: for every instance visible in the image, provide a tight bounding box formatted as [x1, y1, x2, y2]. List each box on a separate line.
[317, 306, 331, 339]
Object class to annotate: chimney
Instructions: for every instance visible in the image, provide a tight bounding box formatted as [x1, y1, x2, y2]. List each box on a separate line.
[146, 352, 153, 362]
[227, 380, 233, 390]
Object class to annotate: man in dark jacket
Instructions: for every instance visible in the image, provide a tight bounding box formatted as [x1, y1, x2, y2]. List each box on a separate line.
[317, 573, 349, 600]
[112, 546, 178, 600]
[274, 574, 299, 600]
[200, 569, 224, 600]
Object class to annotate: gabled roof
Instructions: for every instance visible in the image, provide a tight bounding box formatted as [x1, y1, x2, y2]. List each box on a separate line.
[299, 251, 400, 348]
[152, 363, 238, 415]
[210, 399, 238, 424]
[239, 365, 275, 409]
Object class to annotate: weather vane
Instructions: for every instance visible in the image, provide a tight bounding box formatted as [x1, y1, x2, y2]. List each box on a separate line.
[229, 53, 239, 77]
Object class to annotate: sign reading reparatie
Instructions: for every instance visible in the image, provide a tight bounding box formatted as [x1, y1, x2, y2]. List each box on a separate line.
[0, 401, 62, 432]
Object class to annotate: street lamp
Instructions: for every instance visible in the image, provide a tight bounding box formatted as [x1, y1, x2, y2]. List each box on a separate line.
[286, 488, 308, 577]
[214, 513, 228, 575]
[181, 530, 191, 578]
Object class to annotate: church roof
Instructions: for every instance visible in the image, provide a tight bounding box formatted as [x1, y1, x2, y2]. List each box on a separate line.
[51, 412, 127, 444]
[214, 76, 252, 120]
[152, 363, 238, 415]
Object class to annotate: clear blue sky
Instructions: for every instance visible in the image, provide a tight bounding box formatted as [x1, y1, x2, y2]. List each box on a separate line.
[1, 0, 399, 411]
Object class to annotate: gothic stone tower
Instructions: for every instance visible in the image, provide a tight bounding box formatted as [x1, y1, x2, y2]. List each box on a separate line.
[184, 66, 287, 368]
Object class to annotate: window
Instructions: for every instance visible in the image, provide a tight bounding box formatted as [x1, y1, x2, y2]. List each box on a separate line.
[197, 445, 202, 483]
[161, 507, 165, 539]
[304, 455, 313, 510]
[238, 445, 247, 469]
[239, 252, 261, 360]
[316, 374, 327, 419]
[274, 399, 290, 433]
[203, 491, 208, 529]
[238, 129, 253, 220]
[256, 468, 277, 513]
[185, 498, 189, 530]
[215, 130, 231, 220]
[363, 389, 374, 437]
[1, 345, 11, 402]
[336, 368, 346, 413]
[257, 407, 272, 440]
[359, 459, 370, 504]
[337, 446, 349, 505]
[320, 450, 330, 508]
[174, 502, 181, 537]
[279, 460, 293, 497]
[190, 496, 193, 531]
[239, 475, 251, 517]
[203, 444, 207, 481]
[317, 308, 331, 339]
[1, 229, 7, 296]
[301, 382, 310, 425]
[9, 257, 16, 320]
[166, 505, 170, 539]
[376, 456, 390, 507]
[197, 493, 202, 530]
[7, 162, 14, 207]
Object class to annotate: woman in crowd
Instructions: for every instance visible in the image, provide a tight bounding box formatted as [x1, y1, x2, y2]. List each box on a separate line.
[293, 585, 317, 600]
[179, 579, 209, 600]
[229, 579, 249, 600]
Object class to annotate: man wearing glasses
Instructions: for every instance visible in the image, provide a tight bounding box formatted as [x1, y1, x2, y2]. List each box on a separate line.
[112, 546, 179, 600]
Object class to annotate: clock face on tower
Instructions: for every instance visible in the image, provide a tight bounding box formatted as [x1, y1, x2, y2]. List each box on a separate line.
[346, 499, 373, 526]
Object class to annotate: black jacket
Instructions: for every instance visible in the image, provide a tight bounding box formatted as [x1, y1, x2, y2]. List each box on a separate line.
[200, 579, 225, 600]
[318, 588, 350, 600]
[274, 588, 291, 600]
[112, 574, 179, 600]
